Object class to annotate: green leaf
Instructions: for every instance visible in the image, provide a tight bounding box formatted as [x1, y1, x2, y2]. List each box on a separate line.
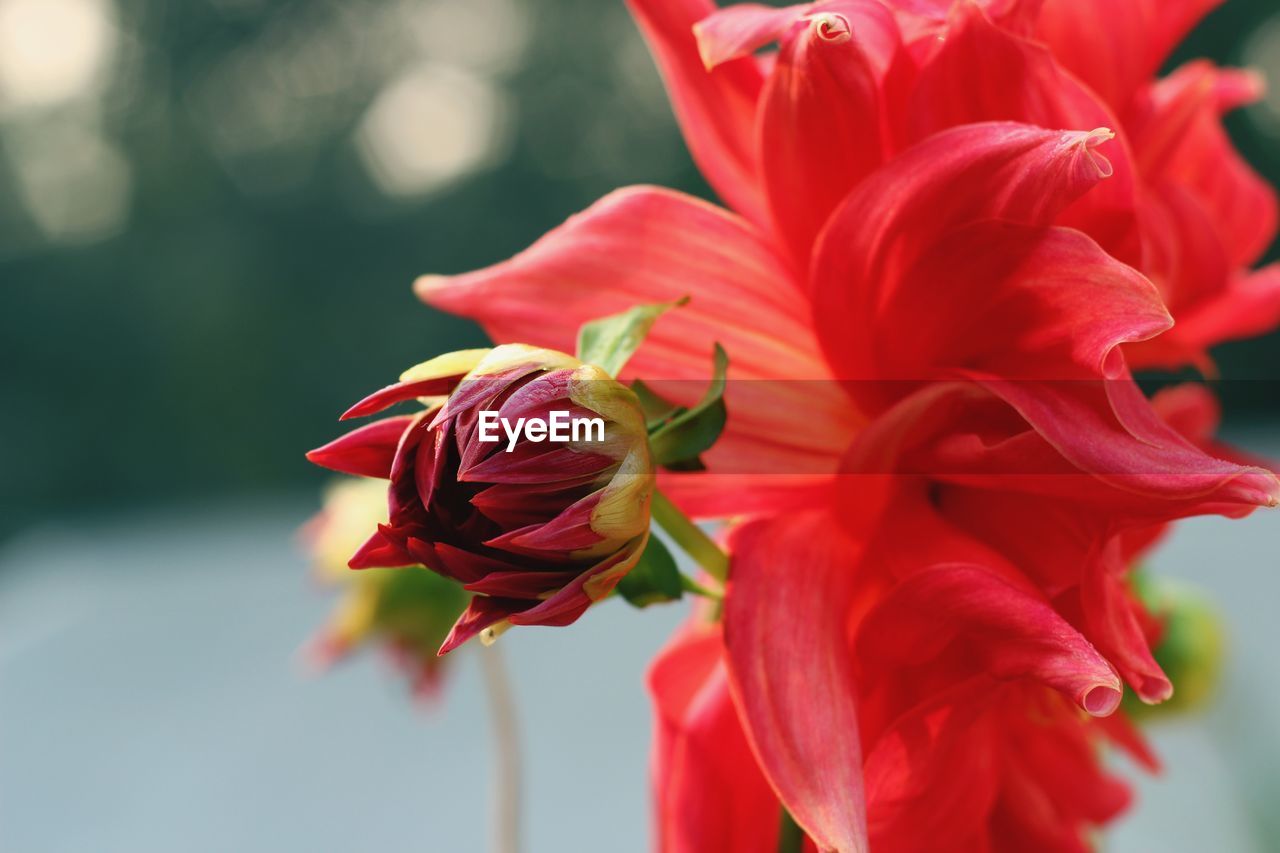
[616, 535, 684, 607]
[575, 297, 688, 377]
[645, 343, 729, 467]
[631, 378, 685, 428]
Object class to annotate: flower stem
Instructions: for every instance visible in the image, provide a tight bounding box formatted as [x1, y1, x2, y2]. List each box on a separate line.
[479, 643, 521, 853]
[651, 490, 729, 583]
[777, 807, 804, 853]
[679, 573, 723, 600]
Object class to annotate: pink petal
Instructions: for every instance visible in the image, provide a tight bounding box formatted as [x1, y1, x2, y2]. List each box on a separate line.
[625, 0, 768, 222]
[724, 512, 868, 853]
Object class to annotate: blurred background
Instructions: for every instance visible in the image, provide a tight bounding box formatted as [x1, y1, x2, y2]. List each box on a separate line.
[1, 0, 1278, 850]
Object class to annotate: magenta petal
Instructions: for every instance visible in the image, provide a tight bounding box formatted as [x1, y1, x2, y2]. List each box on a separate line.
[438, 596, 518, 655]
[348, 527, 415, 569]
[428, 541, 526, 584]
[486, 492, 604, 553]
[464, 570, 580, 598]
[460, 443, 614, 485]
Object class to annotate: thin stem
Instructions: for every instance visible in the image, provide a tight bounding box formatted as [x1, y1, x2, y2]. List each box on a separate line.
[777, 807, 805, 853]
[650, 490, 729, 583]
[679, 573, 723, 600]
[479, 643, 521, 853]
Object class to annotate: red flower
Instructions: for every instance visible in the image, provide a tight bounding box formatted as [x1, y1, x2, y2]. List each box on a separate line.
[308, 345, 654, 653]
[397, 0, 1278, 849]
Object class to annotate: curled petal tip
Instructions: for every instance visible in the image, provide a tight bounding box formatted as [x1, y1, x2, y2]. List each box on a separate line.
[1065, 127, 1116, 178]
[1082, 684, 1123, 717]
[806, 12, 851, 44]
[1237, 468, 1280, 508]
[1134, 676, 1176, 706]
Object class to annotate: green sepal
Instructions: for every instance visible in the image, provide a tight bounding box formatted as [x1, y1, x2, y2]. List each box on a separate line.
[637, 344, 729, 468]
[616, 535, 683, 608]
[575, 297, 688, 378]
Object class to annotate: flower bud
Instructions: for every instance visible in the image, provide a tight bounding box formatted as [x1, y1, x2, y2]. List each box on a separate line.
[307, 344, 655, 653]
[302, 478, 469, 697]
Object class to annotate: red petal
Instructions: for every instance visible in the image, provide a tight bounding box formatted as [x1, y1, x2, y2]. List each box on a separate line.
[463, 570, 578, 598]
[1035, 0, 1223, 110]
[983, 373, 1280, 511]
[306, 416, 415, 478]
[417, 187, 856, 514]
[341, 377, 458, 421]
[486, 490, 603, 553]
[811, 122, 1122, 380]
[438, 596, 516, 655]
[859, 563, 1122, 715]
[648, 624, 787, 853]
[625, 0, 768, 222]
[691, 3, 807, 70]
[460, 443, 614, 485]
[1129, 61, 1278, 268]
[724, 512, 867, 853]
[907, 3, 1141, 264]
[757, 1, 901, 263]
[875, 221, 1169, 382]
[863, 679, 1003, 848]
[348, 526, 415, 569]
[1174, 263, 1280, 351]
[1080, 548, 1172, 703]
